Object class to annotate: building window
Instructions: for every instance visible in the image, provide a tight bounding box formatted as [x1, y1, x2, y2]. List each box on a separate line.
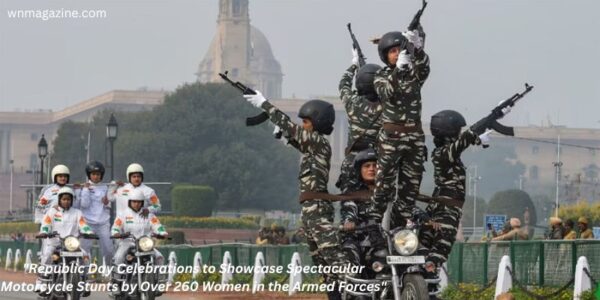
[232, 0, 241, 16]
[29, 153, 37, 170]
[31, 133, 38, 141]
[529, 165, 539, 180]
[532, 146, 539, 154]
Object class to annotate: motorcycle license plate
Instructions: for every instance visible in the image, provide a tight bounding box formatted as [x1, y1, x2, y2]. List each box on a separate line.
[386, 256, 425, 264]
[60, 251, 83, 257]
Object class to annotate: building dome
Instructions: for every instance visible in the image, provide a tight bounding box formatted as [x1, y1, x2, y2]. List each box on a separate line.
[196, 1, 283, 98]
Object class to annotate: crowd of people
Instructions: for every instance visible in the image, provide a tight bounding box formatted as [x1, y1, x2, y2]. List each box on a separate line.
[547, 216, 595, 240]
[481, 216, 595, 241]
[255, 224, 291, 245]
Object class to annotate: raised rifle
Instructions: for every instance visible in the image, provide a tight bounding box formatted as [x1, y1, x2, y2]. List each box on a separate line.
[408, 0, 428, 31]
[347, 23, 366, 67]
[470, 83, 534, 136]
[369, 0, 428, 45]
[219, 71, 269, 126]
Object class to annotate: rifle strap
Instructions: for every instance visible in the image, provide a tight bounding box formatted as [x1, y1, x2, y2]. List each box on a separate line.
[345, 109, 383, 156]
[417, 193, 464, 208]
[299, 190, 372, 203]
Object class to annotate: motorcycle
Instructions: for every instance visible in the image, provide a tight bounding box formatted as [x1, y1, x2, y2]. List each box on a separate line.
[343, 205, 437, 300]
[35, 231, 99, 300]
[110, 232, 168, 300]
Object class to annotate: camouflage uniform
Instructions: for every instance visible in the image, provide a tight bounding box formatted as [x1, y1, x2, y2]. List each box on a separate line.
[371, 49, 430, 222]
[420, 130, 479, 266]
[336, 64, 383, 193]
[260, 101, 349, 281]
[340, 182, 374, 266]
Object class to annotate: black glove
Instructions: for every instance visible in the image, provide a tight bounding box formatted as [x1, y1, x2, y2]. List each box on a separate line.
[412, 207, 430, 224]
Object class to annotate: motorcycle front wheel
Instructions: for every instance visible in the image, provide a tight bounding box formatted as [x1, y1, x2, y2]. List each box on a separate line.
[140, 272, 156, 300]
[67, 272, 81, 300]
[400, 274, 428, 300]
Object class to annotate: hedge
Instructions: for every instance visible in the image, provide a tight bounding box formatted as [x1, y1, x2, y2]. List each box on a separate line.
[172, 185, 217, 217]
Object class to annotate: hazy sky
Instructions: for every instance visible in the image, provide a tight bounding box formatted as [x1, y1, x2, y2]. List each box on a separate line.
[1, 0, 599, 128]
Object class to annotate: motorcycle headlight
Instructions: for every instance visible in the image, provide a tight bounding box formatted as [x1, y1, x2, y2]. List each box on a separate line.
[138, 236, 155, 252]
[393, 230, 418, 256]
[64, 236, 80, 252]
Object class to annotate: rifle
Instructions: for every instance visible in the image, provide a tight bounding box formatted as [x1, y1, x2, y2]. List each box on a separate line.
[369, 0, 428, 45]
[408, 0, 428, 31]
[219, 71, 269, 126]
[470, 83, 534, 136]
[347, 23, 366, 67]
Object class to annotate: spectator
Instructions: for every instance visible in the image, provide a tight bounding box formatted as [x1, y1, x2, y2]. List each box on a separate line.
[578, 217, 594, 239]
[563, 219, 576, 240]
[492, 218, 528, 241]
[274, 227, 289, 245]
[500, 221, 512, 235]
[547, 217, 564, 240]
[255, 227, 270, 245]
[291, 227, 306, 244]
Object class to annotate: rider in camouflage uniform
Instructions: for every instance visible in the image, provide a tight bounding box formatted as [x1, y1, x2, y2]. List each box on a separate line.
[336, 49, 382, 193]
[340, 148, 377, 267]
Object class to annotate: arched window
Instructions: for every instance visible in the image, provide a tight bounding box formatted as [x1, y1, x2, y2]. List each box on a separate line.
[529, 165, 539, 180]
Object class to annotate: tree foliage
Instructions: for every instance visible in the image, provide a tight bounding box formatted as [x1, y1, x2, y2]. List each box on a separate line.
[487, 189, 537, 226]
[52, 83, 300, 211]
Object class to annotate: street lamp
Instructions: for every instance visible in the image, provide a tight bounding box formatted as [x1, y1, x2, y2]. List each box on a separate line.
[106, 113, 118, 180]
[38, 134, 48, 185]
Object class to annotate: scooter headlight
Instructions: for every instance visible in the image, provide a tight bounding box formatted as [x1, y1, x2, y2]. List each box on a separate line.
[64, 236, 80, 252]
[392, 230, 418, 256]
[138, 236, 155, 252]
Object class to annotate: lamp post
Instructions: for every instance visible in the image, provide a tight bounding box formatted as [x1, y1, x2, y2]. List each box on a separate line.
[106, 113, 118, 180]
[9, 159, 14, 213]
[553, 135, 562, 218]
[38, 135, 48, 185]
[469, 165, 482, 229]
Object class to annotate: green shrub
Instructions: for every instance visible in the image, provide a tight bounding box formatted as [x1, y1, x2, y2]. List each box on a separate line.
[194, 270, 221, 283]
[440, 283, 598, 300]
[172, 185, 217, 217]
[160, 216, 259, 230]
[0, 222, 38, 235]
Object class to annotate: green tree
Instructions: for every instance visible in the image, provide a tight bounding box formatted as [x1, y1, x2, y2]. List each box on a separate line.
[52, 83, 300, 211]
[487, 189, 537, 226]
[52, 121, 89, 181]
[462, 143, 526, 200]
[461, 196, 487, 227]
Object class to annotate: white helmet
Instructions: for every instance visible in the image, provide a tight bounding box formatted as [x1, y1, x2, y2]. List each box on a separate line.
[57, 186, 74, 209]
[128, 189, 146, 211]
[51, 165, 70, 184]
[126, 163, 144, 182]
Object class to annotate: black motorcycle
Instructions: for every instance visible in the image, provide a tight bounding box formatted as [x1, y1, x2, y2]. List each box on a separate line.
[343, 206, 436, 300]
[36, 231, 99, 300]
[110, 233, 168, 300]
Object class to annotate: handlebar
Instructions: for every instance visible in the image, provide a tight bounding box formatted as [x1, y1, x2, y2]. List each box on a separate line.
[35, 232, 59, 239]
[110, 232, 132, 239]
[81, 234, 99, 240]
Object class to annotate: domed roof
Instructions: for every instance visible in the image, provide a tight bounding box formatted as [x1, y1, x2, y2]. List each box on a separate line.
[249, 26, 282, 76]
[196, 25, 282, 82]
